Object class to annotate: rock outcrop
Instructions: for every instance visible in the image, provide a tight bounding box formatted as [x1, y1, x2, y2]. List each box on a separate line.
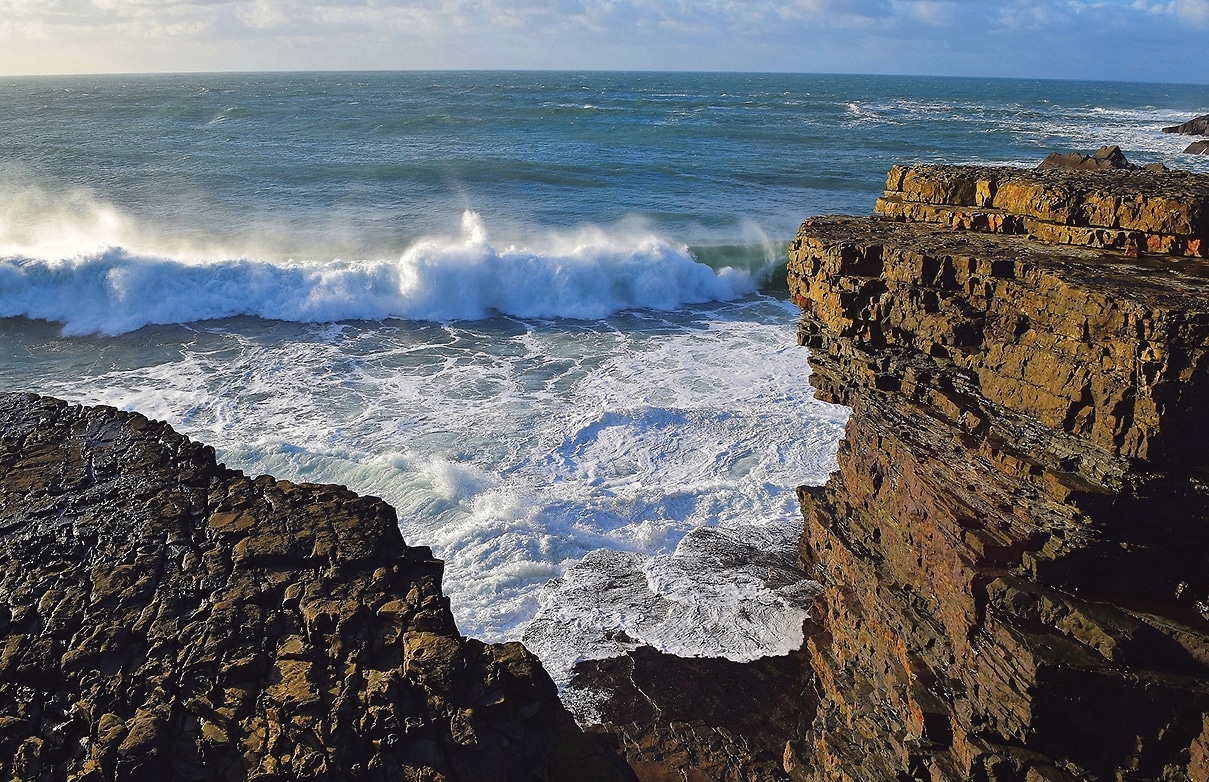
[0, 393, 630, 782]
[566, 636, 818, 782]
[1187, 141, 1209, 155]
[1164, 115, 1209, 136]
[875, 162, 1209, 258]
[786, 165, 1209, 780]
[1035, 145, 1155, 172]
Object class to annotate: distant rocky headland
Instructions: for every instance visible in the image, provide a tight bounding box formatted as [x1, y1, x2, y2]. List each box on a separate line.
[0, 393, 630, 781]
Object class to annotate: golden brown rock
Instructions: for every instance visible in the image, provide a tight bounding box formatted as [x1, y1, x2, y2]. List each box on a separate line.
[786, 165, 1209, 781]
[875, 164, 1209, 257]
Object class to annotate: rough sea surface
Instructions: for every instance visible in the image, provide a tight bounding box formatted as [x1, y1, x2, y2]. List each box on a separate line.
[1, 71, 1205, 683]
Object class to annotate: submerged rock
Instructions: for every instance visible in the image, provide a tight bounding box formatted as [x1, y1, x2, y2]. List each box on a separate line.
[0, 393, 631, 782]
[786, 165, 1209, 780]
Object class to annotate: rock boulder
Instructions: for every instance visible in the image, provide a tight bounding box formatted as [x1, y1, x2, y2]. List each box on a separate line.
[1164, 114, 1209, 136]
[1036, 144, 1135, 171]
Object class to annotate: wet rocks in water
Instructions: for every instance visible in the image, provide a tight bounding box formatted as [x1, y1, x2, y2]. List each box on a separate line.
[1187, 140, 1209, 155]
[1163, 114, 1209, 135]
[1036, 144, 1138, 171]
[0, 392, 631, 782]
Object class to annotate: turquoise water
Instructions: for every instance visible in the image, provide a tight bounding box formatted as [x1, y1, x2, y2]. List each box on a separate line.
[1, 71, 1206, 683]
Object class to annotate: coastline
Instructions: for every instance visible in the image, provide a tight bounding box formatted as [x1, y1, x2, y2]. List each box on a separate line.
[5, 152, 1209, 778]
[2, 71, 1209, 780]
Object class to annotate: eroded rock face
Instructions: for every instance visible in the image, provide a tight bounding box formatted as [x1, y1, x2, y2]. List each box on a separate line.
[786, 166, 1209, 780]
[0, 393, 629, 782]
[875, 163, 1209, 257]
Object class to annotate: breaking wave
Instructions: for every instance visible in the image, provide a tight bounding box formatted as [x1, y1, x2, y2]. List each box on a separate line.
[0, 211, 758, 335]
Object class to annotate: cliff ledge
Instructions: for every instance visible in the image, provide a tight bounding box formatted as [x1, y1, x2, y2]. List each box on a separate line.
[787, 164, 1209, 781]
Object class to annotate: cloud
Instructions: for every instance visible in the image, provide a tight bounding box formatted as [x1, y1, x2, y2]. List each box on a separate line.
[1155, 0, 1209, 25]
[0, 0, 1206, 79]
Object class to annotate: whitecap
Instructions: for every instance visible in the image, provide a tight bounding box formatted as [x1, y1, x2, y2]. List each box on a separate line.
[0, 211, 757, 335]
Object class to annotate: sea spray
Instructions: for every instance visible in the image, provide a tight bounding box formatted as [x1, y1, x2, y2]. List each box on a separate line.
[0, 303, 850, 684]
[0, 211, 757, 334]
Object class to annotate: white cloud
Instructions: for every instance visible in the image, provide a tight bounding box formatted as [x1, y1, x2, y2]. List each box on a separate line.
[235, 0, 289, 29]
[0, 0, 1206, 78]
[1168, 0, 1209, 24]
[1119, 0, 1207, 25]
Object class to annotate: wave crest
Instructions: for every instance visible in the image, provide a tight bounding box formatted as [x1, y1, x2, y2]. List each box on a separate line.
[0, 211, 756, 335]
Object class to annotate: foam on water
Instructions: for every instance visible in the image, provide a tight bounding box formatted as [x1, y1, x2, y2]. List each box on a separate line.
[0, 211, 757, 335]
[839, 95, 1209, 171]
[2, 300, 848, 683]
[4, 70, 1206, 694]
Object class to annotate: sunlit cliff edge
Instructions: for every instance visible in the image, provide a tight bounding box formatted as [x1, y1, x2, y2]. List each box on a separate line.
[786, 163, 1209, 780]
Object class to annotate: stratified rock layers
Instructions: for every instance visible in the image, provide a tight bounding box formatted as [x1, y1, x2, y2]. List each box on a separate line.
[0, 393, 626, 782]
[875, 164, 1209, 258]
[786, 166, 1209, 781]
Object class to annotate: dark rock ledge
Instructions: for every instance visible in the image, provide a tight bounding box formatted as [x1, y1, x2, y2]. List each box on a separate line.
[567, 629, 819, 782]
[0, 392, 631, 782]
[1163, 115, 1209, 137]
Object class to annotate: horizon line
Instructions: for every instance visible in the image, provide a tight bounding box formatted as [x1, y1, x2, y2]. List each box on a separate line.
[3, 67, 1209, 90]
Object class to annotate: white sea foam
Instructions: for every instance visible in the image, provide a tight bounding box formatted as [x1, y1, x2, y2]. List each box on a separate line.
[838, 97, 1209, 171]
[9, 303, 849, 684]
[0, 210, 757, 335]
[523, 523, 825, 688]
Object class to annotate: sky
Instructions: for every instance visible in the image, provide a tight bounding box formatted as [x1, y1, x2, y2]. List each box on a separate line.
[0, 0, 1206, 84]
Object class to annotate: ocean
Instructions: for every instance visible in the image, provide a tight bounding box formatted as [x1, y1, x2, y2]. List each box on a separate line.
[1, 71, 1206, 684]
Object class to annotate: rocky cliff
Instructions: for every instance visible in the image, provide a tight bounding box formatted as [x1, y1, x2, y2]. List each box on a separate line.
[0, 392, 629, 782]
[786, 165, 1209, 780]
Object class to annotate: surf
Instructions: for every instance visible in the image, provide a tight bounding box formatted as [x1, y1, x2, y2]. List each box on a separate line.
[0, 210, 765, 335]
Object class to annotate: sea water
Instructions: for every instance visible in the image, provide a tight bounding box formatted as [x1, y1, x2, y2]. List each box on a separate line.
[1, 71, 1205, 684]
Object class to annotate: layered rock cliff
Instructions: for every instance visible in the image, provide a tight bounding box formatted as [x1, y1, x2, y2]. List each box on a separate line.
[0, 393, 629, 782]
[786, 165, 1209, 780]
